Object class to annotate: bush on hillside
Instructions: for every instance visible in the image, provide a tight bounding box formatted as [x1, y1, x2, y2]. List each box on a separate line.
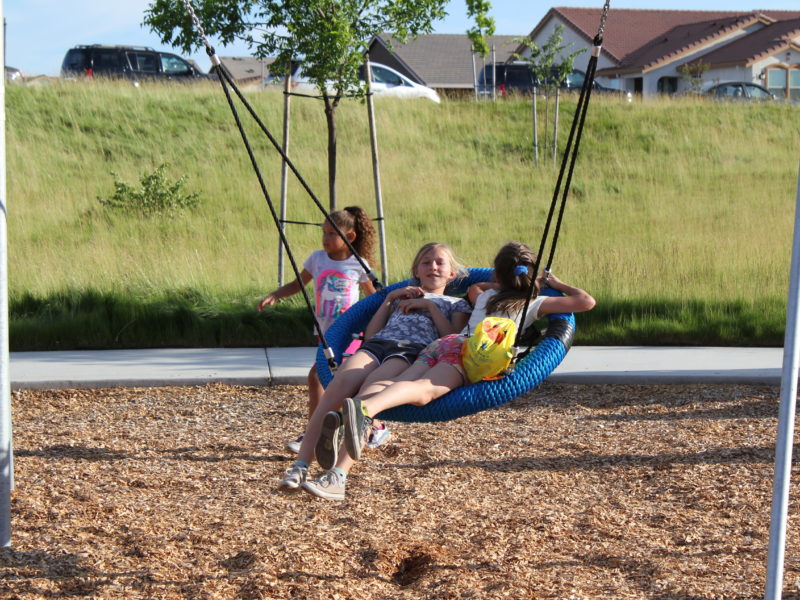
[98, 164, 200, 217]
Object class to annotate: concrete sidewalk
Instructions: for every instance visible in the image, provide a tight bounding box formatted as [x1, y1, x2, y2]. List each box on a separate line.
[8, 346, 785, 390]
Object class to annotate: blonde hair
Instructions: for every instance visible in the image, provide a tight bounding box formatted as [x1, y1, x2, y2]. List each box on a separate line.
[410, 242, 466, 283]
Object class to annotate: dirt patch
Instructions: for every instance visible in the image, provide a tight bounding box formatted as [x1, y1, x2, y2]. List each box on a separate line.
[2, 382, 799, 599]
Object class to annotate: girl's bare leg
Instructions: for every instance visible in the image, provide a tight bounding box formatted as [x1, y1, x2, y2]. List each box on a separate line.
[335, 362, 464, 475]
[294, 350, 378, 464]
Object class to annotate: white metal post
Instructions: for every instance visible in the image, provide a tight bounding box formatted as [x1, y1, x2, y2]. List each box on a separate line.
[277, 64, 291, 286]
[471, 51, 478, 102]
[363, 57, 388, 286]
[0, 0, 12, 547]
[491, 45, 496, 102]
[764, 163, 800, 600]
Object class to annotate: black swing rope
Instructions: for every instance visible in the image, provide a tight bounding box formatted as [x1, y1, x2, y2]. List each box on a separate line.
[515, 0, 610, 354]
[179, 0, 383, 370]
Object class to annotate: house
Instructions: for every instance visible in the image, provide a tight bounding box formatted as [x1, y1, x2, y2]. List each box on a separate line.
[367, 34, 521, 94]
[216, 56, 276, 84]
[519, 7, 800, 98]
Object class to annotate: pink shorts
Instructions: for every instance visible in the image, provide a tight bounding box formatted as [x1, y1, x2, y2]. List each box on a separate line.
[416, 334, 468, 381]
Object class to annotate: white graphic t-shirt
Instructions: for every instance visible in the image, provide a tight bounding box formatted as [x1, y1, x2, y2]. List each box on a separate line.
[304, 250, 370, 334]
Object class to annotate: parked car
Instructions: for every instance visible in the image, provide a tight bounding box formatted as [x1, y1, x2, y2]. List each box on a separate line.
[703, 81, 775, 101]
[476, 62, 535, 96]
[61, 45, 210, 82]
[478, 62, 632, 100]
[267, 61, 441, 103]
[5, 66, 23, 84]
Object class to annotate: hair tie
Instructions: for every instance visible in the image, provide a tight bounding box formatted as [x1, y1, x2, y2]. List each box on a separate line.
[514, 265, 528, 277]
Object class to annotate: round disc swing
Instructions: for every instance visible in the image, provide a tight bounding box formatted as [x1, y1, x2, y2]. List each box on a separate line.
[180, 0, 610, 423]
[317, 1, 611, 422]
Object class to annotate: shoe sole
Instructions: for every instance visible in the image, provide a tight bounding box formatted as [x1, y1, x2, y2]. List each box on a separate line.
[278, 477, 303, 492]
[342, 398, 363, 461]
[300, 481, 344, 501]
[315, 411, 341, 470]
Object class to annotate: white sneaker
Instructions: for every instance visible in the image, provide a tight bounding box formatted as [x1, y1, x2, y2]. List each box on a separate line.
[285, 434, 303, 454]
[278, 464, 307, 491]
[301, 469, 346, 501]
[367, 424, 391, 448]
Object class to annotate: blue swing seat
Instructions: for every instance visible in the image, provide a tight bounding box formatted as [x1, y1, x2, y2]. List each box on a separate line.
[316, 268, 575, 423]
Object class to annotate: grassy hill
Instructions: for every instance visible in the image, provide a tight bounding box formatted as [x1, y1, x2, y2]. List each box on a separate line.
[6, 81, 799, 349]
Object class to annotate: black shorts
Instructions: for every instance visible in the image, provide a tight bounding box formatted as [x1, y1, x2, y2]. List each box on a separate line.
[359, 339, 427, 365]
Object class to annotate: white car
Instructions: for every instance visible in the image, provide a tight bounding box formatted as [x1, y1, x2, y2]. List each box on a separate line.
[269, 61, 441, 103]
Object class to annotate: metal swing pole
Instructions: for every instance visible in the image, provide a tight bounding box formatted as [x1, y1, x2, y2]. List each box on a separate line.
[277, 64, 292, 286]
[764, 163, 800, 600]
[364, 56, 388, 286]
[0, 0, 12, 547]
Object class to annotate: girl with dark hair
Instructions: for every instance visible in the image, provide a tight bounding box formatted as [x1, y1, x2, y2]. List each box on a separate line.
[258, 206, 382, 453]
[303, 241, 595, 500]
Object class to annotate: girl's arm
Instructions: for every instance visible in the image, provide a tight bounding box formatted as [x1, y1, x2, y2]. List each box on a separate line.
[258, 269, 313, 311]
[363, 286, 424, 339]
[359, 280, 377, 296]
[537, 273, 596, 316]
[468, 282, 497, 305]
[397, 298, 468, 337]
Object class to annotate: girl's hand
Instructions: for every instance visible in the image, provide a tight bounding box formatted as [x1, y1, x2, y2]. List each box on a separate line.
[539, 271, 565, 290]
[396, 298, 430, 314]
[388, 286, 424, 302]
[258, 295, 277, 311]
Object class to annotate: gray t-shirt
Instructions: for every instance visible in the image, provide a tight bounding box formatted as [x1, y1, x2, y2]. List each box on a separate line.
[372, 293, 472, 346]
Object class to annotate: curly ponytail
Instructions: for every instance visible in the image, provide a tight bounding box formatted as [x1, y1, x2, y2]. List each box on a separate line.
[328, 206, 377, 265]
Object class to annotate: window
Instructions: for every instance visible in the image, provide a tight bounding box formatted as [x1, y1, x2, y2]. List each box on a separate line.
[370, 66, 403, 86]
[127, 52, 158, 74]
[93, 51, 122, 74]
[657, 77, 678, 94]
[767, 68, 788, 98]
[791, 69, 800, 101]
[161, 54, 193, 76]
[564, 70, 585, 89]
[746, 84, 772, 99]
[716, 83, 744, 98]
[62, 49, 88, 72]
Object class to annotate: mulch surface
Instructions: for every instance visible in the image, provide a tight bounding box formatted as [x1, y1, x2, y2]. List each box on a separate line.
[2, 382, 800, 599]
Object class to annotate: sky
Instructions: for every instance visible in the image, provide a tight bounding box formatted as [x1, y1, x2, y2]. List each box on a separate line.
[5, 0, 800, 77]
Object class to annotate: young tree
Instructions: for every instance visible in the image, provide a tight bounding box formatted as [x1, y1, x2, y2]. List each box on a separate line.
[145, 0, 492, 210]
[678, 59, 710, 93]
[513, 25, 584, 163]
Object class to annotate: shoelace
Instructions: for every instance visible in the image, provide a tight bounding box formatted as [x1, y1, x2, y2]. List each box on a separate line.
[319, 470, 343, 488]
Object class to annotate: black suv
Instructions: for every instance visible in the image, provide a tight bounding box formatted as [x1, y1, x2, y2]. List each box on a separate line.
[61, 45, 209, 82]
[478, 62, 629, 99]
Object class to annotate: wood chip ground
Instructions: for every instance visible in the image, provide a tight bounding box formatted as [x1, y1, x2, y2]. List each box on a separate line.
[2, 383, 799, 599]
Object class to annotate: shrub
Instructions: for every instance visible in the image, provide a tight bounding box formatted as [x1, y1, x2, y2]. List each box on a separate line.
[98, 164, 200, 217]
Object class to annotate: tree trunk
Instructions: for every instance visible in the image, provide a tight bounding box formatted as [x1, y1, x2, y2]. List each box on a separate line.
[323, 95, 338, 211]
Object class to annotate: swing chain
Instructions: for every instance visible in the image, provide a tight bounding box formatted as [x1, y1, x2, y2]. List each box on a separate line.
[180, 0, 218, 60]
[596, 0, 611, 42]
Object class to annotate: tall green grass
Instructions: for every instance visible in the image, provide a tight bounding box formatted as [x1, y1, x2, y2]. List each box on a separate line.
[7, 81, 799, 348]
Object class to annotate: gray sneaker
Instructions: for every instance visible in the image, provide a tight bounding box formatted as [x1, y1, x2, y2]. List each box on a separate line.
[278, 463, 307, 491]
[342, 397, 373, 461]
[315, 411, 342, 470]
[301, 469, 346, 501]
